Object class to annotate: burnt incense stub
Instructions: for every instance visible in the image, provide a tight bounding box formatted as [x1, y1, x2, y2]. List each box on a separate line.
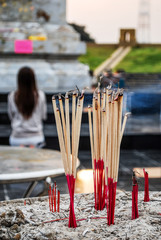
[0, 0, 90, 91]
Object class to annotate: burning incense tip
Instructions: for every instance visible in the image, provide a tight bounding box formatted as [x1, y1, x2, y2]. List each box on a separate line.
[107, 84, 112, 90]
[82, 89, 85, 94]
[65, 94, 69, 99]
[79, 94, 84, 100]
[125, 112, 131, 117]
[114, 96, 118, 101]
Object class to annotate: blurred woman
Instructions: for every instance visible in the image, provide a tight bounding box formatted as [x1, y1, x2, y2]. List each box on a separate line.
[8, 67, 47, 147]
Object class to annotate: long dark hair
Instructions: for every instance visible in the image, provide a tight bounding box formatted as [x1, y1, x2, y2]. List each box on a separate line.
[15, 67, 38, 119]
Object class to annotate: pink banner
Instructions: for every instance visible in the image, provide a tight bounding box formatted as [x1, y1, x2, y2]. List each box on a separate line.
[14, 40, 33, 54]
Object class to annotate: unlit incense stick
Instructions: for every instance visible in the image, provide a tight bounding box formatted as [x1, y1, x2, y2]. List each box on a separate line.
[88, 87, 129, 224]
[52, 90, 84, 228]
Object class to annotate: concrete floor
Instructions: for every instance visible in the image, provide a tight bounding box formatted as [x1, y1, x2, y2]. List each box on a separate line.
[0, 150, 160, 201]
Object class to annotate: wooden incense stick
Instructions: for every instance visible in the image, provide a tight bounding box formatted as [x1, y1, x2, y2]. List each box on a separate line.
[65, 93, 72, 175]
[107, 100, 112, 179]
[120, 112, 131, 143]
[74, 94, 84, 177]
[72, 92, 76, 176]
[105, 90, 111, 175]
[97, 89, 101, 152]
[88, 106, 94, 168]
[59, 95, 69, 167]
[95, 97, 99, 161]
[56, 108, 69, 174]
[100, 108, 104, 161]
[92, 95, 97, 161]
[113, 97, 118, 182]
[59, 95, 67, 148]
[102, 109, 107, 184]
[115, 93, 123, 182]
[52, 97, 68, 174]
[111, 98, 115, 179]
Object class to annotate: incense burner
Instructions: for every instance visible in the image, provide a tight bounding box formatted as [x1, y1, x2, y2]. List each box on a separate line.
[0, 192, 160, 239]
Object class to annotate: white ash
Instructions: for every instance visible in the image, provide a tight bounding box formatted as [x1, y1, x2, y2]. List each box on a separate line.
[0, 192, 160, 240]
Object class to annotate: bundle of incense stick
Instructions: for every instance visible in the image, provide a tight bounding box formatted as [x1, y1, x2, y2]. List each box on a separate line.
[52, 90, 84, 228]
[132, 172, 139, 220]
[88, 88, 129, 225]
[48, 182, 60, 212]
[143, 168, 150, 202]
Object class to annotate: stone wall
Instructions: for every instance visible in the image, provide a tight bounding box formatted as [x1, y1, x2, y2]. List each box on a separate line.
[0, 0, 66, 24]
[0, 22, 86, 55]
[0, 59, 90, 92]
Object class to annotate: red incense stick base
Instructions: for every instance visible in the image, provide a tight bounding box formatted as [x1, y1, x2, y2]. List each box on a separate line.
[93, 159, 106, 211]
[48, 184, 59, 213]
[143, 169, 150, 202]
[106, 178, 117, 225]
[132, 184, 139, 220]
[66, 174, 77, 228]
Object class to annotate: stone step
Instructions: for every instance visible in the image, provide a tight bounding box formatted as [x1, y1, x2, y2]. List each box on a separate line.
[126, 73, 161, 77]
[125, 73, 161, 88]
[127, 76, 161, 80]
[127, 81, 161, 87]
[0, 123, 90, 137]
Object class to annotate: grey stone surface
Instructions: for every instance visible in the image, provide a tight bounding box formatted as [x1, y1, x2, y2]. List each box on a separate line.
[35, 0, 66, 24]
[0, 0, 66, 24]
[0, 23, 86, 54]
[0, 59, 90, 92]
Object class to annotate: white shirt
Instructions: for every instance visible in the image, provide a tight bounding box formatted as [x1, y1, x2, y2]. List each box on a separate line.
[8, 90, 47, 140]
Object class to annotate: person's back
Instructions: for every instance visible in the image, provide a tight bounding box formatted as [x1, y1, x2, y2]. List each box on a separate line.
[8, 67, 47, 147]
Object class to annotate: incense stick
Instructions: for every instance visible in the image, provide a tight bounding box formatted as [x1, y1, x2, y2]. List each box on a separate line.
[56, 108, 69, 174]
[72, 92, 76, 176]
[52, 97, 68, 174]
[88, 88, 129, 224]
[74, 94, 84, 177]
[88, 106, 94, 169]
[65, 93, 72, 175]
[120, 112, 131, 143]
[113, 98, 118, 182]
[52, 90, 84, 228]
[115, 93, 123, 182]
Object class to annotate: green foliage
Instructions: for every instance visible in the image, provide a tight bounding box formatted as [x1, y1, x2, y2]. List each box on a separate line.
[115, 47, 161, 73]
[69, 23, 95, 42]
[79, 44, 115, 71]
